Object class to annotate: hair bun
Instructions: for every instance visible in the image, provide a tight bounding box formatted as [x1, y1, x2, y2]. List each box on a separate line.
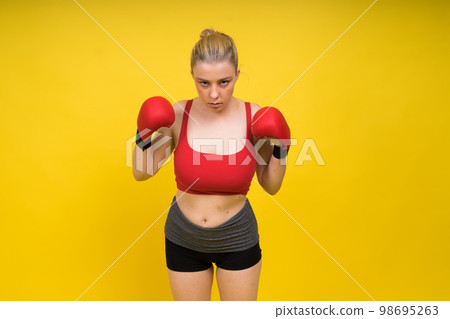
[200, 28, 216, 38]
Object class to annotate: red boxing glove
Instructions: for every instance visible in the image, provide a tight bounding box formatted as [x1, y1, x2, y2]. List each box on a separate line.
[251, 106, 291, 158]
[136, 96, 175, 150]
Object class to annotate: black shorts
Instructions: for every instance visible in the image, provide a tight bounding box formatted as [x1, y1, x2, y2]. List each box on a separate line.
[165, 237, 262, 272]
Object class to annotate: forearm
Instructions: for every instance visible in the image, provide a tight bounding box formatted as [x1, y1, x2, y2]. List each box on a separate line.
[132, 146, 153, 181]
[132, 130, 173, 181]
[260, 154, 287, 195]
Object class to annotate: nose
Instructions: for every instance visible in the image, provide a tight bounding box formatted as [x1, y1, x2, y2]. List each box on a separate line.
[209, 85, 219, 99]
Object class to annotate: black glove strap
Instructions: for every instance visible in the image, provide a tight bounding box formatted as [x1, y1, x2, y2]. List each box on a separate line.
[273, 145, 289, 159]
[136, 129, 152, 151]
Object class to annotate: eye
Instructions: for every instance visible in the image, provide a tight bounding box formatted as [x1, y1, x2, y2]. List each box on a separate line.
[199, 80, 229, 86]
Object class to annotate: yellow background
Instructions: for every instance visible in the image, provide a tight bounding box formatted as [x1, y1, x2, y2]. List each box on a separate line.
[1, 0, 449, 301]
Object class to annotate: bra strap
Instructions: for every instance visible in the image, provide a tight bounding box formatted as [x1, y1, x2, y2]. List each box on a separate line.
[180, 99, 193, 141]
[245, 101, 253, 141]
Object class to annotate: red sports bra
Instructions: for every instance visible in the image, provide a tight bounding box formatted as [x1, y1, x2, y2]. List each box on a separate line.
[174, 99, 257, 195]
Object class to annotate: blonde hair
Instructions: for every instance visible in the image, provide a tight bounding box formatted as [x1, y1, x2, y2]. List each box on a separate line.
[190, 28, 238, 74]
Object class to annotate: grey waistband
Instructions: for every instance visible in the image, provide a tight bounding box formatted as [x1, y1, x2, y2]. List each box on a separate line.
[164, 196, 259, 253]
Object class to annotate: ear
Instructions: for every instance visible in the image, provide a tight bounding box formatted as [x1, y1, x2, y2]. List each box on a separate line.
[190, 69, 194, 77]
[236, 68, 240, 80]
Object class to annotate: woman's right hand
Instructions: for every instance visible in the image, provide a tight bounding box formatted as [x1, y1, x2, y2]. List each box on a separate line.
[136, 96, 175, 150]
[133, 96, 176, 181]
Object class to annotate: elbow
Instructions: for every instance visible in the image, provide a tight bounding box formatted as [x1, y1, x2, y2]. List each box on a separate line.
[265, 186, 280, 196]
[133, 175, 151, 182]
[133, 175, 146, 182]
[132, 170, 153, 181]
[133, 174, 144, 182]
[260, 181, 281, 195]
[259, 175, 282, 195]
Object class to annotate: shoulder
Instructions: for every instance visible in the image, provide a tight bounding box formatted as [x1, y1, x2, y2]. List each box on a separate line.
[166, 99, 188, 135]
[237, 97, 261, 119]
[173, 99, 189, 117]
[249, 102, 262, 120]
[246, 102, 264, 144]
[171, 99, 191, 126]
[166, 100, 189, 147]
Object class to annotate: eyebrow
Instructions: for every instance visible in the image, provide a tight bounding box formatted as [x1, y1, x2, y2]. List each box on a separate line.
[196, 76, 233, 81]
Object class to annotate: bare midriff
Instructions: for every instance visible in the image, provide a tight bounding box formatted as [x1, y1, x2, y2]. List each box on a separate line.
[175, 190, 247, 228]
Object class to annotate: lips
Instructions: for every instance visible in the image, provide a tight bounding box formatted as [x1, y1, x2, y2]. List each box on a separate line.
[209, 102, 222, 107]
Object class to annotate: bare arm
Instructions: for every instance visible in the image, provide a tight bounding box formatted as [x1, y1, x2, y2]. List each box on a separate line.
[132, 126, 174, 181]
[255, 138, 287, 195]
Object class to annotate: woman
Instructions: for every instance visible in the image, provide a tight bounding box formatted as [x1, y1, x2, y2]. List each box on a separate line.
[132, 28, 289, 301]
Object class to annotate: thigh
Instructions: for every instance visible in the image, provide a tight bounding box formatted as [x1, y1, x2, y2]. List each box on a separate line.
[165, 238, 214, 300]
[168, 267, 214, 301]
[215, 242, 262, 300]
[216, 259, 262, 301]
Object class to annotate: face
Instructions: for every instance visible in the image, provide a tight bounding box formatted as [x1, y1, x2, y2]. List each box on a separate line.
[191, 60, 240, 111]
